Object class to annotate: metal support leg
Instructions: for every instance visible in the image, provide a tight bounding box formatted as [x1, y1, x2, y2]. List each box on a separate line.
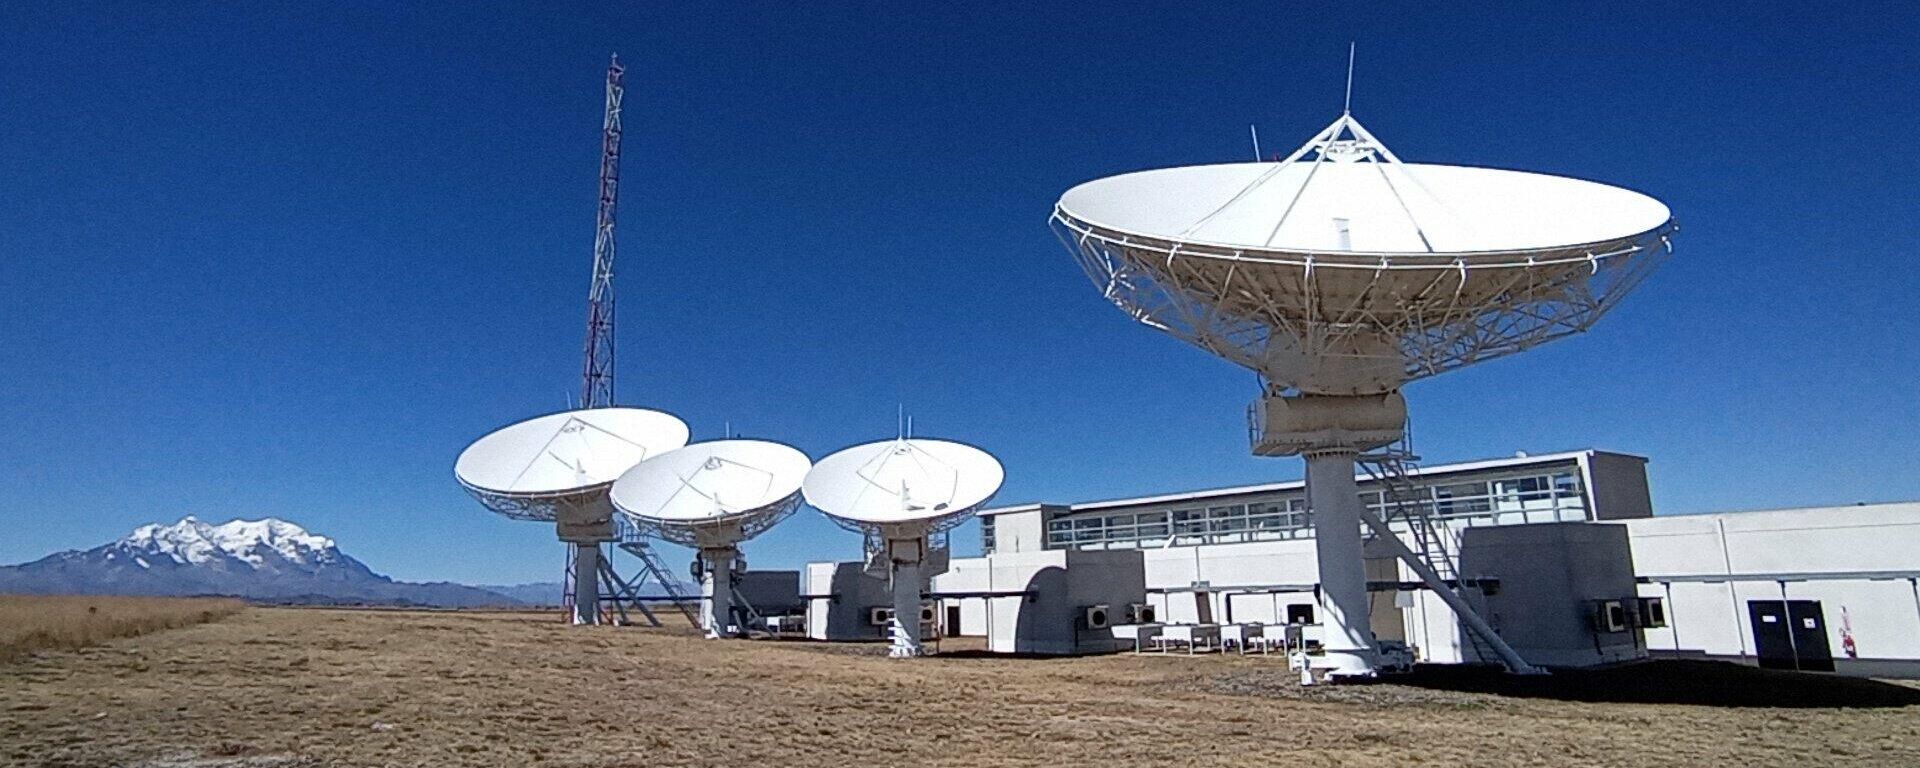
[701, 547, 736, 639]
[889, 558, 925, 657]
[1305, 450, 1379, 677]
[570, 543, 602, 626]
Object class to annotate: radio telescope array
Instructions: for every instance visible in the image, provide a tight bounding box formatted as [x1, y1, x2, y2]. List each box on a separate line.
[805, 438, 1005, 657]
[1053, 98, 1675, 677]
[611, 440, 811, 638]
[456, 407, 691, 625]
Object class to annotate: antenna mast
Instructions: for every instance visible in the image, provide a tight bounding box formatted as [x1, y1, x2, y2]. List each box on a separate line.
[1343, 42, 1356, 115]
[580, 55, 625, 409]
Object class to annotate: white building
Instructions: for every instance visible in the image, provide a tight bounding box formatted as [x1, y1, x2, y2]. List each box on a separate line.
[953, 450, 1920, 676]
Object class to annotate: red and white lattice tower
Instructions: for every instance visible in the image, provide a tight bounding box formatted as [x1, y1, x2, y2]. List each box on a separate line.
[561, 55, 627, 621]
[580, 55, 623, 411]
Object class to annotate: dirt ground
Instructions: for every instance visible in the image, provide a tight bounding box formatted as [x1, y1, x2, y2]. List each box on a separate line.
[3, 608, 1919, 767]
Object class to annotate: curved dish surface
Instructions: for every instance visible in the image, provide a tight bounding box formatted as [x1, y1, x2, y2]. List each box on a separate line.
[455, 408, 691, 521]
[1057, 162, 1671, 259]
[610, 439, 810, 540]
[803, 438, 1004, 528]
[1054, 160, 1676, 393]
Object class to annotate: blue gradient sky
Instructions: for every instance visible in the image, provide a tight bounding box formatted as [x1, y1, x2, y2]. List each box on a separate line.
[3, 3, 1917, 584]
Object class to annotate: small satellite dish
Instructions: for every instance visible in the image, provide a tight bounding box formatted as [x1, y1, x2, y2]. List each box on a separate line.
[455, 407, 691, 521]
[805, 437, 1004, 657]
[611, 439, 811, 639]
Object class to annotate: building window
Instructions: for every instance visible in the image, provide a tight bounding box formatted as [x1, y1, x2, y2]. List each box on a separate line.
[980, 516, 995, 553]
[1046, 518, 1073, 548]
[1173, 509, 1207, 535]
[1136, 511, 1169, 541]
[1433, 481, 1491, 516]
[1072, 516, 1103, 544]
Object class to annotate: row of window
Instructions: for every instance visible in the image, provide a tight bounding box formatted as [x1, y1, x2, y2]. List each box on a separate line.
[1036, 470, 1587, 551]
[1365, 472, 1581, 517]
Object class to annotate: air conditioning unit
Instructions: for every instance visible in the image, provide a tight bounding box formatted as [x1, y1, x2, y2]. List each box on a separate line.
[1127, 603, 1156, 624]
[919, 604, 937, 624]
[1637, 597, 1667, 628]
[868, 607, 894, 626]
[1084, 604, 1110, 630]
[1591, 600, 1627, 633]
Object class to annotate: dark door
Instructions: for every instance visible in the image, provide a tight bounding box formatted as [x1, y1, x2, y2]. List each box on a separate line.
[1748, 600, 1834, 672]
[1748, 601, 1795, 670]
[1787, 601, 1835, 672]
[946, 605, 962, 637]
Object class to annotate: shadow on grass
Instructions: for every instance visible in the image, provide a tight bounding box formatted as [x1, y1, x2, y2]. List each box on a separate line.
[1389, 659, 1920, 708]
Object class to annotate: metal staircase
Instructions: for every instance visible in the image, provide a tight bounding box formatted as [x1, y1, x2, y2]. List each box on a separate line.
[596, 516, 699, 627]
[1358, 434, 1522, 671]
[616, 538, 701, 627]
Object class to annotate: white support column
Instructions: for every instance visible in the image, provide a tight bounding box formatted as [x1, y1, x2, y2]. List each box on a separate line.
[1305, 449, 1377, 677]
[701, 546, 736, 639]
[571, 542, 602, 626]
[887, 536, 926, 658]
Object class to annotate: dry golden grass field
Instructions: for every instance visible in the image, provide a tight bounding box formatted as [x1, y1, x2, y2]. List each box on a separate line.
[4, 607, 1920, 767]
[0, 595, 245, 663]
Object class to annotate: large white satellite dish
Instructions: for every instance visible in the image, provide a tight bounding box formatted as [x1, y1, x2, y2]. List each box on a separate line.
[612, 439, 810, 639]
[1053, 102, 1675, 679]
[805, 438, 1004, 657]
[803, 438, 1003, 527]
[457, 407, 691, 509]
[455, 407, 689, 624]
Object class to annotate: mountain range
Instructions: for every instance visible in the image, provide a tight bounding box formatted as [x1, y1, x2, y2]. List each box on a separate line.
[0, 516, 520, 607]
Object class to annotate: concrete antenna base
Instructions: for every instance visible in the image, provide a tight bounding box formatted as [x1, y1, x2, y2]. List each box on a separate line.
[699, 546, 738, 639]
[887, 537, 928, 658]
[566, 541, 603, 626]
[1304, 447, 1382, 679]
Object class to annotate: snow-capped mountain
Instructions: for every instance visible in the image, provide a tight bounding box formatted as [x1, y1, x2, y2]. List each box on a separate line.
[120, 516, 350, 570]
[0, 516, 518, 607]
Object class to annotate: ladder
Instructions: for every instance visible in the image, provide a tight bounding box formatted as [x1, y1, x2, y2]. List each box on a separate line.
[1358, 435, 1517, 671]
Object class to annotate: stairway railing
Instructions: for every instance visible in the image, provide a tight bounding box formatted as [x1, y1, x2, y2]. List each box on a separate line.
[1358, 433, 1538, 674]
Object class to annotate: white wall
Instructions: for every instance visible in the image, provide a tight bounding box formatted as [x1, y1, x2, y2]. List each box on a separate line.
[818, 501, 1920, 675]
[1625, 502, 1920, 676]
[985, 508, 1048, 555]
[927, 549, 1145, 654]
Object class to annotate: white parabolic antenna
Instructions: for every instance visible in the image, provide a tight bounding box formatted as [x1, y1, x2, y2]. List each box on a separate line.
[805, 438, 1004, 657]
[804, 439, 1004, 528]
[456, 407, 691, 521]
[612, 439, 811, 543]
[1054, 104, 1676, 679]
[1056, 155, 1675, 395]
[611, 439, 810, 638]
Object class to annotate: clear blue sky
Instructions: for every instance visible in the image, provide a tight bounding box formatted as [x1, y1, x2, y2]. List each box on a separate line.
[4, 3, 1917, 585]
